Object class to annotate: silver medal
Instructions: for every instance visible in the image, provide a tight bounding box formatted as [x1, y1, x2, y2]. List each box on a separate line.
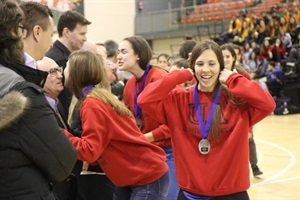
[198, 139, 210, 155]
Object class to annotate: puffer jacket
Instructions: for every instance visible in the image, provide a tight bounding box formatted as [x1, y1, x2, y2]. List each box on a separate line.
[0, 61, 78, 200]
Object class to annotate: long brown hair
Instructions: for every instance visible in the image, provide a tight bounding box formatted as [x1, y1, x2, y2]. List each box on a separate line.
[123, 35, 153, 70]
[189, 40, 246, 142]
[68, 50, 132, 117]
[0, 0, 25, 64]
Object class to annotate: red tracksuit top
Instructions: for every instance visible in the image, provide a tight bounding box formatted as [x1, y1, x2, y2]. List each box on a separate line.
[64, 97, 168, 187]
[138, 69, 275, 196]
[123, 66, 171, 147]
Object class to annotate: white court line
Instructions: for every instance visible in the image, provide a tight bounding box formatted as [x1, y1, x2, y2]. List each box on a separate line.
[259, 176, 300, 185]
[251, 139, 296, 187]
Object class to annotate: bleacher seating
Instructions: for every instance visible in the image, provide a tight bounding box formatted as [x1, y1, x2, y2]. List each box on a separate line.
[179, 0, 294, 23]
[180, 0, 251, 23]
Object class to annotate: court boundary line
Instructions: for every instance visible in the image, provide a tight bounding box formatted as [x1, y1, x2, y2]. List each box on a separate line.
[250, 139, 296, 187]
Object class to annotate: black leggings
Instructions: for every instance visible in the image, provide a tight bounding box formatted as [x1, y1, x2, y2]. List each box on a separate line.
[177, 190, 250, 200]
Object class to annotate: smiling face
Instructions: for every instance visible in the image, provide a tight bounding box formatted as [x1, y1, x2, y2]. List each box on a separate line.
[117, 40, 139, 72]
[194, 49, 221, 92]
[222, 49, 235, 70]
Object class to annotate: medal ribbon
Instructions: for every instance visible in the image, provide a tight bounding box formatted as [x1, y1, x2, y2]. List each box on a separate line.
[134, 64, 150, 118]
[82, 84, 95, 97]
[193, 84, 221, 139]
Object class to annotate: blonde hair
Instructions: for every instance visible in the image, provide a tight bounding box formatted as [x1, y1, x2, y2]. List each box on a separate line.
[68, 95, 79, 125]
[68, 50, 132, 118]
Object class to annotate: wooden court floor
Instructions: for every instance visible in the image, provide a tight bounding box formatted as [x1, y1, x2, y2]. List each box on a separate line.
[248, 114, 300, 200]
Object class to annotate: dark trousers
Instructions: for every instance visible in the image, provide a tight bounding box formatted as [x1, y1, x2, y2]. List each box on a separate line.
[53, 160, 83, 200]
[177, 190, 250, 200]
[77, 174, 115, 200]
[249, 133, 258, 168]
[53, 175, 79, 200]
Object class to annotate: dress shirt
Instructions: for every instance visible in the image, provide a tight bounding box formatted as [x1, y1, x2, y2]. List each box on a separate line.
[24, 52, 37, 69]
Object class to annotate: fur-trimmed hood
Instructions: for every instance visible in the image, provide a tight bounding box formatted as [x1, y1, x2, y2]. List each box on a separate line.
[0, 91, 29, 130]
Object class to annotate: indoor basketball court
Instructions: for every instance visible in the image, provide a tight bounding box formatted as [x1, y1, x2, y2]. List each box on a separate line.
[248, 114, 300, 200]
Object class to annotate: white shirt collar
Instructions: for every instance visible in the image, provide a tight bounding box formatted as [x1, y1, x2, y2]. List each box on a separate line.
[24, 52, 37, 69]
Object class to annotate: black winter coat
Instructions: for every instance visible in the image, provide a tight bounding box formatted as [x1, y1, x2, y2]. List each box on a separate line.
[0, 60, 77, 200]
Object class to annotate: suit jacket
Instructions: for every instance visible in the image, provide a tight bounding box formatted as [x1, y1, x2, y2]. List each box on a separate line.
[50, 100, 83, 200]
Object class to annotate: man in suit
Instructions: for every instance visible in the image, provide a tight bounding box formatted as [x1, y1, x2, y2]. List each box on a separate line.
[45, 10, 91, 118]
[37, 57, 82, 200]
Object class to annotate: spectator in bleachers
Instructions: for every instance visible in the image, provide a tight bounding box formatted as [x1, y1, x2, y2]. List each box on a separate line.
[258, 38, 272, 61]
[270, 37, 287, 63]
[293, 28, 300, 45]
[233, 20, 250, 45]
[246, 51, 261, 73]
[250, 40, 260, 55]
[225, 15, 242, 41]
[293, 6, 300, 24]
[279, 16, 288, 33]
[268, 18, 280, 40]
[279, 28, 293, 53]
[257, 19, 267, 44]
[265, 61, 285, 97]
[233, 44, 251, 73]
[282, 7, 291, 26]
[242, 42, 252, 66]
[288, 16, 297, 43]
[261, 11, 270, 26]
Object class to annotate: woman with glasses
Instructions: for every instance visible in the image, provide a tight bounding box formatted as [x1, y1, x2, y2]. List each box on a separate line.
[0, 0, 77, 199]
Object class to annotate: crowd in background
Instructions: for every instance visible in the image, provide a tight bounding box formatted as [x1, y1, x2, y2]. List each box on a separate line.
[0, 0, 294, 199]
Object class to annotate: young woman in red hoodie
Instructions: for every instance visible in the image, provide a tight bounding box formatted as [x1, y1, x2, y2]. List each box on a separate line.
[117, 35, 179, 200]
[138, 40, 275, 199]
[63, 50, 170, 200]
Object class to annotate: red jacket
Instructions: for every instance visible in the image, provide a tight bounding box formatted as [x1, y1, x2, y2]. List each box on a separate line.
[138, 69, 275, 196]
[124, 67, 171, 147]
[64, 97, 168, 187]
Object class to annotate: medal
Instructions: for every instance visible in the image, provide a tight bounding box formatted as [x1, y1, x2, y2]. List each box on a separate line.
[193, 85, 221, 155]
[136, 117, 143, 129]
[198, 139, 210, 155]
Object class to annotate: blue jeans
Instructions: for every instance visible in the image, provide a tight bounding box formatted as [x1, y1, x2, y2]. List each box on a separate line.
[177, 190, 250, 200]
[163, 146, 180, 200]
[113, 171, 170, 200]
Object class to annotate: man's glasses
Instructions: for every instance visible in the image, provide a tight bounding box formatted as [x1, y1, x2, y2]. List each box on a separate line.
[18, 25, 27, 38]
[48, 67, 63, 77]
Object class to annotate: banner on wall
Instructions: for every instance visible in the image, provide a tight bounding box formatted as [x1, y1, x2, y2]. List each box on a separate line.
[22, 0, 81, 12]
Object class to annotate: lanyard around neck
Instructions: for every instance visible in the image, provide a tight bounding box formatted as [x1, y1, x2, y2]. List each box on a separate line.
[134, 64, 150, 118]
[193, 84, 221, 139]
